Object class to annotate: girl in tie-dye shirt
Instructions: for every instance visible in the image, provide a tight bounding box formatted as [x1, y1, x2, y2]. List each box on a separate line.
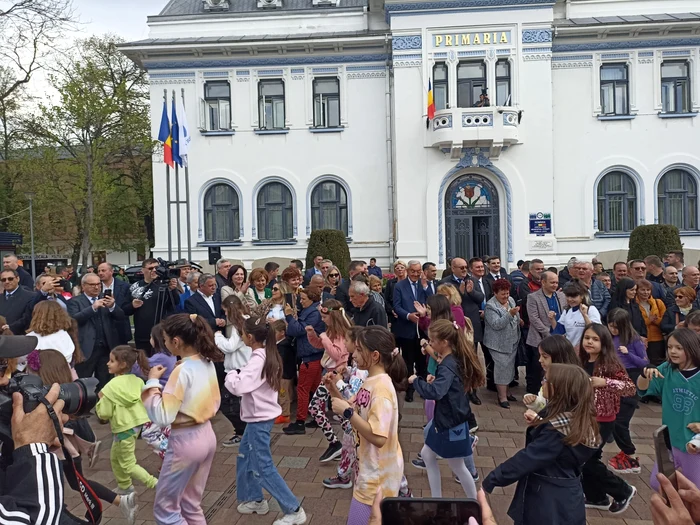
[142, 313, 223, 525]
[330, 326, 408, 525]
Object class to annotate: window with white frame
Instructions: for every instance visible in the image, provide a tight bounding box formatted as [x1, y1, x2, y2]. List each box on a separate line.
[496, 59, 511, 106]
[661, 61, 691, 114]
[433, 63, 448, 111]
[600, 63, 629, 116]
[204, 183, 240, 241]
[596, 171, 637, 233]
[257, 182, 294, 240]
[311, 180, 348, 234]
[200, 81, 232, 131]
[457, 61, 487, 108]
[658, 169, 698, 231]
[258, 79, 286, 130]
[313, 77, 340, 128]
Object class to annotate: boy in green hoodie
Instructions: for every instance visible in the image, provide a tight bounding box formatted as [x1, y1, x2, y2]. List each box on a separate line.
[96, 346, 158, 493]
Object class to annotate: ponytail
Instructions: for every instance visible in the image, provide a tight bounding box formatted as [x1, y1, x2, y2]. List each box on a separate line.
[161, 313, 224, 362]
[355, 326, 408, 392]
[111, 345, 152, 375]
[428, 319, 485, 392]
[244, 316, 282, 392]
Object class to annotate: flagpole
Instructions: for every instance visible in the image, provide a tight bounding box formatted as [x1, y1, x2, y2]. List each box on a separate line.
[181, 88, 192, 262]
[164, 89, 172, 261]
[173, 90, 182, 260]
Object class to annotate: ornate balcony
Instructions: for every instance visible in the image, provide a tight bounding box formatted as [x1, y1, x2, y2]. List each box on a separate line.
[428, 106, 520, 159]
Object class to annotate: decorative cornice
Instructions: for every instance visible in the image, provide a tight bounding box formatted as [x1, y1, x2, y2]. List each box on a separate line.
[638, 58, 654, 64]
[552, 38, 700, 53]
[347, 71, 386, 79]
[144, 53, 389, 70]
[150, 72, 196, 79]
[551, 54, 593, 68]
[433, 114, 452, 130]
[386, 0, 554, 16]
[600, 53, 629, 60]
[523, 53, 551, 61]
[394, 59, 422, 68]
[151, 79, 196, 85]
[522, 29, 552, 44]
[392, 35, 422, 50]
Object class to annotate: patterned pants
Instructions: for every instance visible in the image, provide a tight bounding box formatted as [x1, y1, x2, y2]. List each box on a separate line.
[309, 385, 351, 445]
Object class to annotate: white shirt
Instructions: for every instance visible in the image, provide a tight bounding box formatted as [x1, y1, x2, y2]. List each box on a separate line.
[26, 330, 75, 364]
[198, 290, 216, 315]
[559, 305, 602, 347]
[214, 321, 252, 372]
[477, 278, 485, 294]
[102, 279, 114, 293]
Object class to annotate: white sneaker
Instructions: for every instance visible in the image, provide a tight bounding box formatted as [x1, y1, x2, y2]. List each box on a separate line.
[237, 500, 270, 515]
[273, 507, 307, 524]
[114, 485, 134, 495]
[118, 492, 139, 525]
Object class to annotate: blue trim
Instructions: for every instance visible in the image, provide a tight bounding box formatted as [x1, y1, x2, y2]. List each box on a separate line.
[437, 148, 513, 264]
[309, 127, 345, 133]
[522, 29, 552, 44]
[597, 115, 635, 121]
[312, 67, 338, 74]
[593, 232, 631, 239]
[199, 130, 236, 136]
[392, 35, 422, 50]
[149, 72, 196, 79]
[552, 54, 593, 61]
[346, 65, 386, 71]
[639, 51, 654, 57]
[198, 241, 243, 247]
[144, 54, 389, 70]
[386, 0, 553, 14]
[236, 70, 250, 76]
[259, 69, 285, 76]
[601, 53, 629, 60]
[663, 50, 691, 57]
[553, 38, 700, 53]
[386, 2, 551, 20]
[658, 112, 698, 119]
[202, 71, 229, 78]
[254, 129, 290, 134]
[251, 240, 298, 246]
[291, 68, 305, 74]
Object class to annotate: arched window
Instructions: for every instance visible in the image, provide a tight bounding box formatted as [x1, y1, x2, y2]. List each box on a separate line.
[658, 169, 698, 231]
[257, 182, 293, 240]
[204, 183, 239, 241]
[311, 180, 348, 235]
[596, 171, 637, 233]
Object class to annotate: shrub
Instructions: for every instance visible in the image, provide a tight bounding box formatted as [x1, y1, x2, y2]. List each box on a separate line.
[306, 229, 351, 277]
[627, 225, 682, 261]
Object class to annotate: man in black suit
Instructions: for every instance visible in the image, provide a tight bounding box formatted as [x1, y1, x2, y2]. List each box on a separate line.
[33, 274, 68, 311]
[184, 273, 226, 331]
[3, 254, 33, 290]
[421, 262, 440, 296]
[470, 257, 493, 303]
[303, 255, 324, 286]
[485, 256, 509, 285]
[336, 260, 368, 312]
[0, 269, 36, 334]
[68, 273, 125, 390]
[98, 262, 134, 345]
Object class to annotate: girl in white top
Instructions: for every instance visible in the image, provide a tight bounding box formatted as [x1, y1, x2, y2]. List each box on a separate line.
[25, 300, 75, 364]
[556, 281, 602, 348]
[215, 295, 253, 446]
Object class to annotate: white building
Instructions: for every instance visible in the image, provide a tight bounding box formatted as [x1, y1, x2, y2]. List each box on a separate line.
[120, 0, 700, 270]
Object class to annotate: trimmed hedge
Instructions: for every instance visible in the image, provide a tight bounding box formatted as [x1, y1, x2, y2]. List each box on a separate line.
[306, 229, 351, 277]
[627, 224, 682, 261]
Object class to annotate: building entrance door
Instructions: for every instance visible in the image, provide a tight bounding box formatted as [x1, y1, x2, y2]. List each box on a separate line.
[445, 174, 500, 260]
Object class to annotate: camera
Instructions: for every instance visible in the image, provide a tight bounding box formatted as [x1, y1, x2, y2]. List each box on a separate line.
[0, 374, 98, 449]
[153, 258, 182, 281]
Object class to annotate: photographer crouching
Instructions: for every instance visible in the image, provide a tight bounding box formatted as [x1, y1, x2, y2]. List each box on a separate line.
[0, 336, 99, 525]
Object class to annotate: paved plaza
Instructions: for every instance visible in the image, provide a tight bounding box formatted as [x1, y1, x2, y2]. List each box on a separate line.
[65, 376, 662, 525]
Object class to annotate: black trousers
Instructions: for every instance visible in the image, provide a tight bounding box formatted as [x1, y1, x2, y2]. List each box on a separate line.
[62, 457, 116, 504]
[647, 340, 667, 367]
[582, 421, 630, 502]
[525, 344, 543, 394]
[75, 343, 111, 392]
[221, 385, 246, 437]
[397, 336, 426, 391]
[613, 396, 639, 456]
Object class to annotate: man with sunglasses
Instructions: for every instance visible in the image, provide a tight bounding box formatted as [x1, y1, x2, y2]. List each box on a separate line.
[0, 269, 36, 334]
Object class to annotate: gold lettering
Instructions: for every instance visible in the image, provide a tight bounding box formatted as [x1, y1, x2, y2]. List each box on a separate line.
[473, 33, 480, 45]
[435, 35, 443, 47]
[483, 32, 491, 44]
[461, 34, 470, 45]
[500, 31, 508, 43]
[445, 35, 453, 46]
[494, 32, 498, 43]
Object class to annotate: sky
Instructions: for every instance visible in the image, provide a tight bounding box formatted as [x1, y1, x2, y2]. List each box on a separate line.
[69, 0, 161, 41]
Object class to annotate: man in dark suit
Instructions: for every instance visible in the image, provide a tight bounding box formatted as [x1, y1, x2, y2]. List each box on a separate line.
[33, 274, 68, 311]
[421, 262, 440, 296]
[0, 269, 36, 334]
[439, 258, 485, 342]
[98, 262, 134, 345]
[185, 273, 226, 331]
[470, 257, 493, 303]
[485, 256, 509, 285]
[336, 260, 368, 312]
[393, 260, 428, 402]
[68, 273, 125, 390]
[303, 255, 324, 286]
[3, 254, 33, 290]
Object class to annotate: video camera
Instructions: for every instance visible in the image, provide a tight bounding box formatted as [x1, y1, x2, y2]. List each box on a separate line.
[153, 258, 202, 282]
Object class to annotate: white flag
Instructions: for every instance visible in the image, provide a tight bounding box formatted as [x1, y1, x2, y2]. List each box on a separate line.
[176, 96, 191, 167]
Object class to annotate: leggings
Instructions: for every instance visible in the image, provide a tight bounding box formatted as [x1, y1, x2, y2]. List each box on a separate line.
[62, 457, 117, 504]
[421, 444, 477, 499]
[309, 385, 351, 445]
[347, 498, 373, 525]
[650, 446, 700, 491]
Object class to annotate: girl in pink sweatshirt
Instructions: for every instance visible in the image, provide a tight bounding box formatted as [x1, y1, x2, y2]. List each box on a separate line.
[307, 299, 353, 463]
[225, 315, 307, 525]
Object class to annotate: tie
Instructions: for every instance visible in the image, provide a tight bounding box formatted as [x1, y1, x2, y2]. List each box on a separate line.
[5, 293, 10, 300]
[412, 281, 418, 299]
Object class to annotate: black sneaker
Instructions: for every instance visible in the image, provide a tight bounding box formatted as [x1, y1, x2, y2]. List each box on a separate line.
[283, 421, 306, 435]
[305, 420, 319, 429]
[319, 441, 343, 463]
[584, 498, 611, 510]
[610, 485, 636, 514]
[405, 391, 414, 403]
[455, 471, 480, 483]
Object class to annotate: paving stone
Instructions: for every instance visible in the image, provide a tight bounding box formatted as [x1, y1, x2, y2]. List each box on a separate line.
[278, 456, 310, 469]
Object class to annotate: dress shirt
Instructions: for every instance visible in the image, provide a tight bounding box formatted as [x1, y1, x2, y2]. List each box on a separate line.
[102, 279, 114, 293]
[86, 293, 115, 312]
[199, 290, 216, 315]
[5, 288, 18, 299]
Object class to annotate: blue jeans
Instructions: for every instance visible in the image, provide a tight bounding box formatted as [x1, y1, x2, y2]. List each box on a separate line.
[422, 419, 477, 477]
[236, 419, 300, 514]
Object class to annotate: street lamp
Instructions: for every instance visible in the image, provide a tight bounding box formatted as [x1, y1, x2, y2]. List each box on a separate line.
[24, 192, 35, 280]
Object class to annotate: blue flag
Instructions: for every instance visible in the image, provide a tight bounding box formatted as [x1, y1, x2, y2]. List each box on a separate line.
[171, 96, 182, 167]
[157, 101, 170, 142]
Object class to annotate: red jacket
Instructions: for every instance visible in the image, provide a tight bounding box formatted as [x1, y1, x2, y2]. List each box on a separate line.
[591, 364, 636, 422]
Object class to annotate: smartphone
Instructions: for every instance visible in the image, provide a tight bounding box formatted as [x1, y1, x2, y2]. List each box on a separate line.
[284, 293, 295, 307]
[104, 289, 113, 298]
[653, 425, 678, 498]
[381, 498, 482, 525]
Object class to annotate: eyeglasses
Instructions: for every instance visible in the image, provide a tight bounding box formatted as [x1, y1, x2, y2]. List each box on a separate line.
[0, 277, 15, 282]
[329, 273, 340, 278]
[146, 266, 158, 271]
[456, 266, 467, 270]
[675, 295, 686, 299]
[84, 282, 101, 287]
[272, 287, 280, 291]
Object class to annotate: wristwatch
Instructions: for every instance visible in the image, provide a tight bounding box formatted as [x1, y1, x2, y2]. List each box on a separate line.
[343, 407, 354, 420]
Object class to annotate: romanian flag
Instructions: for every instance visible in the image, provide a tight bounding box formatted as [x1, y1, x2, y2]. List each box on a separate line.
[427, 79, 436, 120]
[158, 101, 174, 169]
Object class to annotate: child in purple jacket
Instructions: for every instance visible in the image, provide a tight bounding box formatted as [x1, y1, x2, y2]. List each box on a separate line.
[607, 308, 649, 475]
